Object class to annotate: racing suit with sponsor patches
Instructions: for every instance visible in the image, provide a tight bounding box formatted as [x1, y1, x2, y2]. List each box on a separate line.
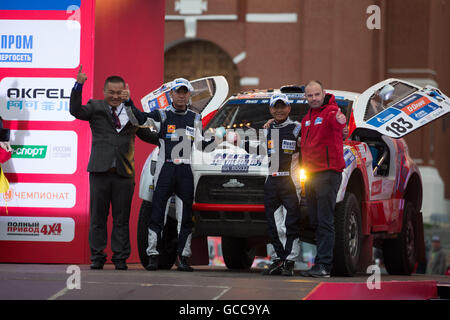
[130, 105, 207, 259]
[127, 106, 215, 257]
[264, 118, 301, 261]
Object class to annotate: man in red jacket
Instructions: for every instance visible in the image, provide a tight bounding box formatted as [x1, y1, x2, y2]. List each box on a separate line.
[300, 80, 346, 277]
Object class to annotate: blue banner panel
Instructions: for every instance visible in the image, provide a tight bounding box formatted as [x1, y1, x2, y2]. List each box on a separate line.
[0, 0, 81, 10]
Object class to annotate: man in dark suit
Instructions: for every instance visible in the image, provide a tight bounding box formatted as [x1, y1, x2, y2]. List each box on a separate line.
[70, 66, 158, 270]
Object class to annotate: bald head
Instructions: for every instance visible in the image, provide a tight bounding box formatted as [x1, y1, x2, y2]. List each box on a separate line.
[305, 80, 325, 108]
[305, 80, 324, 91]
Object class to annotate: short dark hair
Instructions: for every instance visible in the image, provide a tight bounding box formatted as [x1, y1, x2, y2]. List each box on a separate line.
[104, 75, 125, 89]
[305, 80, 324, 90]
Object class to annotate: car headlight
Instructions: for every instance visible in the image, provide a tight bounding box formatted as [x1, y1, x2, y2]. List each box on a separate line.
[299, 168, 307, 197]
[299, 168, 307, 182]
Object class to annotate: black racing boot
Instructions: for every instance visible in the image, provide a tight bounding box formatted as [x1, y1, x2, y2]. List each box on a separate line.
[177, 255, 194, 272]
[281, 260, 295, 276]
[90, 260, 104, 270]
[145, 255, 159, 271]
[261, 259, 284, 275]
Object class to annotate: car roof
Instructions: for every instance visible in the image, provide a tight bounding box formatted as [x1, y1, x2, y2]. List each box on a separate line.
[230, 88, 360, 102]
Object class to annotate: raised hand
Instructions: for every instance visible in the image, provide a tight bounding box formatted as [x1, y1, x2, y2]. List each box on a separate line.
[120, 83, 130, 102]
[263, 118, 275, 129]
[336, 110, 346, 125]
[76, 64, 87, 84]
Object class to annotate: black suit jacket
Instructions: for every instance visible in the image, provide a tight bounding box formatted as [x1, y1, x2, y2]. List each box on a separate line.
[70, 88, 158, 178]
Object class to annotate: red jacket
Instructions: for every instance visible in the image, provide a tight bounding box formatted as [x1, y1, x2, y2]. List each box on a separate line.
[300, 94, 345, 173]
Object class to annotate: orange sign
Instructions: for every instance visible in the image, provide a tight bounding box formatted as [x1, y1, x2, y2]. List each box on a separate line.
[401, 96, 431, 115]
[157, 94, 169, 109]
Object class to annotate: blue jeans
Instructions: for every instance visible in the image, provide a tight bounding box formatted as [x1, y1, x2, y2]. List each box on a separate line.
[305, 170, 342, 268]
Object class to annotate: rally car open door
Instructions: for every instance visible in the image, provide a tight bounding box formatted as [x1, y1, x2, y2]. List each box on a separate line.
[140, 75, 229, 118]
[352, 78, 450, 138]
[139, 76, 229, 201]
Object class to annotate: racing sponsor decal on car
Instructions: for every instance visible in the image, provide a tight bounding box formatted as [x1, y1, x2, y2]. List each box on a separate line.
[367, 107, 401, 128]
[350, 147, 362, 166]
[393, 94, 441, 121]
[343, 148, 356, 167]
[211, 153, 262, 173]
[371, 179, 382, 196]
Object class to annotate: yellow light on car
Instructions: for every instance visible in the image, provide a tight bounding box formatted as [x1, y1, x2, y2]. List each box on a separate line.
[299, 168, 307, 197]
[299, 168, 307, 182]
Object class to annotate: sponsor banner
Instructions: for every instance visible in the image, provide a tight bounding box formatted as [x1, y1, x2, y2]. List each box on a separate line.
[0, 183, 76, 208]
[0, 19, 80, 69]
[0, 216, 75, 242]
[0, 0, 81, 11]
[0, 77, 75, 121]
[367, 107, 401, 128]
[3, 130, 77, 174]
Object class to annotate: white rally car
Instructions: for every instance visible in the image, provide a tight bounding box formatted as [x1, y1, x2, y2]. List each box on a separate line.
[136, 76, 450, 276]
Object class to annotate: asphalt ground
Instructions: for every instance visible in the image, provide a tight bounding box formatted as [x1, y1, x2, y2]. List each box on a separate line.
[1, 263, 448, 300]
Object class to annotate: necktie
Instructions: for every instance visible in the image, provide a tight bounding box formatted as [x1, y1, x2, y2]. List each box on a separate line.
[111, 106, 121, 129]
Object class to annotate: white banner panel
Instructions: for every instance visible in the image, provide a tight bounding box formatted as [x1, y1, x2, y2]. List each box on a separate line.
[2, 130, 78, 174]
[0, 183, 76, 208]
[0, 19, 80, 69]
[0, 77, 76, 121]
[0, 216, 75, 242]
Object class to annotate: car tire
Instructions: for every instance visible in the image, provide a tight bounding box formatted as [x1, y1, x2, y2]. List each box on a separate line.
[222, 237, 255, 270]
[382, 201, 417, 275]
[332, 192, 362, 276]
[137, 200, 178, 270]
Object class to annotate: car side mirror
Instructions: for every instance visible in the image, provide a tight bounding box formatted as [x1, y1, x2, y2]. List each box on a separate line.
[379, 84, 395, 103]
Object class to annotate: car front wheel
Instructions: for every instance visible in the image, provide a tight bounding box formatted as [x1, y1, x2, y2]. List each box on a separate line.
[137, 200, 178, 270]
[222, 237, 255, 270]
[333, 192, 362, 276]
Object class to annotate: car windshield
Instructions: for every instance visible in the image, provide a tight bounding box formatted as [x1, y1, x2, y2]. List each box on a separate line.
[205, 97, 351, 130]
[364, 81, 418, 121]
